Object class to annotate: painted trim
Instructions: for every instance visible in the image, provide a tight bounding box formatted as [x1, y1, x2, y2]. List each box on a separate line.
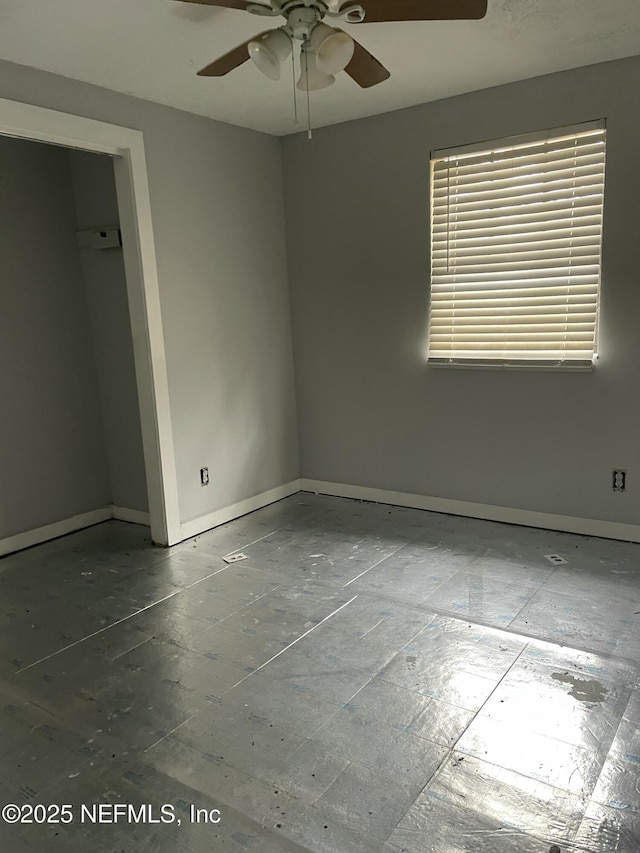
[5, 478, 636, 559]
[0, 97, 179, 549]
[114, 142, 180, 546]
[178, 479, 303, 543]
[0, 479, 298, 558]
[300, 478, 640, 543]
[0, 509, 112, 558]
[112, 506, 151, 526]
[0, 505, 152, 557]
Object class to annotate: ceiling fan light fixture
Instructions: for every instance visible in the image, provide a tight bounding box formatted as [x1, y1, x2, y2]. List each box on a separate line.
[310, 23, 355, 75]
[297, 46, 335, 91]
[248, 28, 292, 80]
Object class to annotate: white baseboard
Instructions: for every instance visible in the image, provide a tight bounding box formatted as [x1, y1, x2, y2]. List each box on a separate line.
[5, 478, 635, 558]
[0, 507, 113, 558]
[0, 505, 151, 558]
[300, 478, 640, 544]
[112, 505, 151, 526]
[178, 479, 302, 544]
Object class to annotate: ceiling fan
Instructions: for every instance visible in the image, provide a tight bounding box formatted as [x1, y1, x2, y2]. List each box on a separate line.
[176, 0, 488, 91]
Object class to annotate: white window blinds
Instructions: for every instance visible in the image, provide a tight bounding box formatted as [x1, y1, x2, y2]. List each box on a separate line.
[428, 123, 606, 366]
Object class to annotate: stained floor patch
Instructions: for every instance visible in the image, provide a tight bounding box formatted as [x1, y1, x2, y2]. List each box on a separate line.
[551, 671, 609, 703]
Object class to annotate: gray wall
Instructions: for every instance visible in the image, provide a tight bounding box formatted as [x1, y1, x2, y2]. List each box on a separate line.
[68, 150, 148, 514]
[0, 136, 111, 537]
[282, 56, 640, 526]
[0, 59, 299, 531]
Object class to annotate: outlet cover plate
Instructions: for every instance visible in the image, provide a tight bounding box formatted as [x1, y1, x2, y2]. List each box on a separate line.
[223, 553, 248, 564]
[613, 469, 627, 492]
[545, 554, 568, 565]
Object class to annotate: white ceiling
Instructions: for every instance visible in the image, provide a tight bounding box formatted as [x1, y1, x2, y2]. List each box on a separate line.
[1, 0, 639, 136]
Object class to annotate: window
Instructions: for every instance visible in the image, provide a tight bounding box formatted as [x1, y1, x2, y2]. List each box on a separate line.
[428, 122, 606, 367]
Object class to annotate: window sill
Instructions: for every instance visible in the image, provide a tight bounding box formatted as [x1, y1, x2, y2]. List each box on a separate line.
[427, 358, 596, 372]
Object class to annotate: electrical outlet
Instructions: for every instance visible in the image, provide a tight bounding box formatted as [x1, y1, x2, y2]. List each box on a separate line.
[200, 467, 209, 486]
[613, 469, 626, 492]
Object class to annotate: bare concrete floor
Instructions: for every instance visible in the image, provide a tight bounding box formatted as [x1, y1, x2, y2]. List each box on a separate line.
[0, 493, 639, 852]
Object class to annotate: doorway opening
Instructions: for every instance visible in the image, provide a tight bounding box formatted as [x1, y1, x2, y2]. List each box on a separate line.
[0, 98, 179, 549]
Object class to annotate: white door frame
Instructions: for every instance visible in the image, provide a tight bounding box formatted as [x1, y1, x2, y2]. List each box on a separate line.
[0, 97, 180, 545]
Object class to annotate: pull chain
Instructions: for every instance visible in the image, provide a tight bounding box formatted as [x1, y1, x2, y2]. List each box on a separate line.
[303, 41, 312, 139]
[291, 44, 299, 127]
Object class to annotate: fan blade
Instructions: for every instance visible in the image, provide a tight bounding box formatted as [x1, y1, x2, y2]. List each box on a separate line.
[345, 0, 488, 23]
[197, 31, 270, 76]
[178, 0, 269, 10]
[343, 36, 390, 88]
